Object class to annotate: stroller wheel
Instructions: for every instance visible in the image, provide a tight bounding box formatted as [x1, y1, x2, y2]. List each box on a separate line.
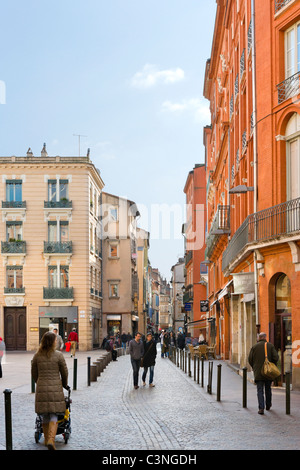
[64, 430, 70, 444]
[35, 431, 41, 443]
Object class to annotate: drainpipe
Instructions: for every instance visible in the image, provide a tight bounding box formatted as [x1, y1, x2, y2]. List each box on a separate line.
[251, 0, 259, 331]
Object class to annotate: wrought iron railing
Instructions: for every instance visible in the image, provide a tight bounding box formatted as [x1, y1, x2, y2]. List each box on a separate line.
[205, 205, 230, 259]
[277, 71, 300, 104]
[1, 241, 26, 253]
[43, 287, 74, 299]
[275, 0, 293, 13]
[2, 201, 26, 208]
[240, 49, 245, 78]
[222, 197, 300, 271]
[44, 200, 72, 208]
[44, 241, 73, 253]
[4, 287, 25, 294]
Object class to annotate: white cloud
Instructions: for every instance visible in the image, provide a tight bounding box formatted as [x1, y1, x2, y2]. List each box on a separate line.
[161, 98, 210, 123]
[131, 64, 185, 89]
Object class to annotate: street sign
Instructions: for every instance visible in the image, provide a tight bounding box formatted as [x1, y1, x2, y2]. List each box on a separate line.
[184, 303, 192, 311]
[200, 300, 209, 312]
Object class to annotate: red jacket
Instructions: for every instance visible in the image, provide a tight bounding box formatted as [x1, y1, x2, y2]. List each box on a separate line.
[68, 331, 78, 342]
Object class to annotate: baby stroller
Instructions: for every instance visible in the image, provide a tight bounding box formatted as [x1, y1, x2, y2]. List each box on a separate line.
[35, 387, 72, 445]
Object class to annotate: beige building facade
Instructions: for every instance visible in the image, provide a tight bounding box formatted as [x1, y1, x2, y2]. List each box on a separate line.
[0, 146, 104, 351]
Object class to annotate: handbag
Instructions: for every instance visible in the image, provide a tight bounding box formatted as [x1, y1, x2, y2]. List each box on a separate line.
[261, 342, 280, 380]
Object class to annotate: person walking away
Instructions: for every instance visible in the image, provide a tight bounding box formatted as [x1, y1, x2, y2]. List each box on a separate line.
[53, 328, 64, 351]
[0, 337, 5, 378]
[177, 332, 185, 350]
[68, 328, 78, 357]
[248, 332, 279, 415]
[142, 333, 157, 387]
[31, 331, 69, 450]
[129, 332, 144, 389]
[121, 332, 128, 350]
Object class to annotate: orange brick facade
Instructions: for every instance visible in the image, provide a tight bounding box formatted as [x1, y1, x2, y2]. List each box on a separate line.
[204, 0, 300, 388]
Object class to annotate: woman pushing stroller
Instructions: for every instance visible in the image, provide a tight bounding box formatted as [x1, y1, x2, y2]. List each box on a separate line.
[31, 331, 69, 450]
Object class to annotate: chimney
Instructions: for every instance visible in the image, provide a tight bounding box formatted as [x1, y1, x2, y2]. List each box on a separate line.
[26, 148, 33, 157]
[41, 143, 48, 157]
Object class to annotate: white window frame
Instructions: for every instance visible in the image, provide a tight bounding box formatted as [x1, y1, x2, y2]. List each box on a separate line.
[285, 21, 300, 79]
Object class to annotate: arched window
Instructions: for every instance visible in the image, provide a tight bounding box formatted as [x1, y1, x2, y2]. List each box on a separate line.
[286, 113, 300, 200]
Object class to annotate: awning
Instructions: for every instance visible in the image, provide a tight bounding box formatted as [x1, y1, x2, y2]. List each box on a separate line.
[218, 279, 233, 300]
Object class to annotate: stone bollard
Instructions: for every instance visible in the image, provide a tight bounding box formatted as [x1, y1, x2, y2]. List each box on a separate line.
[93, 362, 101, 377]
[90, 365, 98, 382]
[96, 358, 105, 373]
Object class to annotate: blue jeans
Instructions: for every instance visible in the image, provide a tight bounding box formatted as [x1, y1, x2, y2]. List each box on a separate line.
[256, 380, 272, 410]
[131, 358, 141, 386]
[142, 366, 154, 384]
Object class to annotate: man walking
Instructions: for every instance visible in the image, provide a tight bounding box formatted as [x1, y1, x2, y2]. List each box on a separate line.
[142, 333, 157, 387]
[248, 332, 279, 415]
[129, 332, 144, 389]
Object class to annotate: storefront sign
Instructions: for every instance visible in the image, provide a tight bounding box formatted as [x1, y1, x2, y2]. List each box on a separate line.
[232, 273, 254, 294]
[200, 300, 209, 312]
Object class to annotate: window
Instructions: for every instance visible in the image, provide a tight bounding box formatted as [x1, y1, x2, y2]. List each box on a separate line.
[286, 113, 300, 200]
[6, 222, 22, 241]
[109, 282, 119, 298]
[48, 265, 69, 288]
[6, 180, 22, 202]
[285, 22, 300, 79]
[109, 243, 118, 258]
[110, 207, 118, 221]
[48, 179, 69, 202]
[48, 221, 69, 242]
[7, 266, 23, 289]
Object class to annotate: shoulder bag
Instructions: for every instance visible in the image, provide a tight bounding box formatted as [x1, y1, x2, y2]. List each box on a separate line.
[261, 342, 280, 380]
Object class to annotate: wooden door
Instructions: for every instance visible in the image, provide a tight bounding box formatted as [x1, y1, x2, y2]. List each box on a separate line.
[4, 307, 26, 350]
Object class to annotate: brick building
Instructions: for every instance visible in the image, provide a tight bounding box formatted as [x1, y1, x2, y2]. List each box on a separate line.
[203, 0, 300, 388]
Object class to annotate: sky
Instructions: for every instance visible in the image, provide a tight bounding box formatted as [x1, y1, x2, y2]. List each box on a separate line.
[0, 0, 216, 281]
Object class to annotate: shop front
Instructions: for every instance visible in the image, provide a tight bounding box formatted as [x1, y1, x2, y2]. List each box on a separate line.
[39, 306, 78, 344]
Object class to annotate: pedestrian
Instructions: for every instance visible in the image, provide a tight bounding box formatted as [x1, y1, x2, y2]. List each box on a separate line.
[0, 337, 5, 378]
[162, 332, 170, 358]
[129, 332, 144, 389]
[121, 331, 128, 350]
[142, 333, 157, 387]
[53, 328, 64, 351]
[177, 332, 185, 350]
[112, 344, 118, 361]
[68, 328, 78, 357]
[31, 331, 69, 450]
[248, 332, 279, 415]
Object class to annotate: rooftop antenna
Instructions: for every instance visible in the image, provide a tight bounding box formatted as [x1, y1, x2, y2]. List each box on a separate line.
[73, 134, 87, 156]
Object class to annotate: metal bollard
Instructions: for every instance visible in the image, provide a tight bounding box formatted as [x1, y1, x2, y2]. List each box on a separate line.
[73, 358, 77, 391]
[201, 357, 204, 387]
[188, 352, 191, 377]
[207, 361, 213, 394]
[217, 364, 222, 401]
[197, 355, 200, 385]
[286, 371, 291, 415]
[87, 356, 91, 386]
[194, 355, 196, 381]
[177, 348, 179, 367]
[3, 389, 13, 450]
[242, 367, 247, 408]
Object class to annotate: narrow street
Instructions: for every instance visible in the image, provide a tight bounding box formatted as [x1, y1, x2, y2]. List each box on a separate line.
[1, 348, 300, 452]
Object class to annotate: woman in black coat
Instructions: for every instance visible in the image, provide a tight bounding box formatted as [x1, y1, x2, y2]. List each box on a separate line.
[142, 333, 157, 387]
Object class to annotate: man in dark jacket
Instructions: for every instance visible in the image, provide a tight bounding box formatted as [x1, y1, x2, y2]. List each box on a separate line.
[142, 333, 157, 387]
[129, 332, 144, 389]
[248, 332, 279, 415]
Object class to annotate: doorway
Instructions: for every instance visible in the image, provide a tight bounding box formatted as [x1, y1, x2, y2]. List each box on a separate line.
[4, 307, 26, 350]
[274, 274, 292, 383]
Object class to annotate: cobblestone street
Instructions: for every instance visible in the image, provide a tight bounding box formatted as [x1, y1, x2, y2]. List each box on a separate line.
[1, 348, 300, 452]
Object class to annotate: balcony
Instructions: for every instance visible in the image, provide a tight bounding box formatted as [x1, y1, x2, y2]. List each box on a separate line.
[277, 71, 300, 104]
[44, 200, 72, 208]
[183, 285, 193, 304]
[275, 0, 293, 13]
[4, 287, 25, 294]
[222, 196, 300, 272]
[205, 205, 230, 259]
[43, 287, 74, 299]
[185, 250, 193, 266]
[44, 241, 73, 254]
[1, 241, 26, 254]
[2, 201, 26, 208]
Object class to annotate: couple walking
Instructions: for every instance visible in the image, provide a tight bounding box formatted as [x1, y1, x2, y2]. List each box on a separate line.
[129, 332, 157, 389]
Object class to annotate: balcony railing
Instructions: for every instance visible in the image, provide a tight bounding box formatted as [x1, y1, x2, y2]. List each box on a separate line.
[277, 71, 300, 104]
[1, 241, 26, 253]
[4, 287, 25, 294]
[185, 250, 193, 265]
[2, 201, 26, 208]
[275, 0, 293, 13]
[205, 205, 230, 259]
[44, 200, 72, 208]
[43, 287, 74, 299]
[44, 241, 73, 254]
[222, 196, 300, 271]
